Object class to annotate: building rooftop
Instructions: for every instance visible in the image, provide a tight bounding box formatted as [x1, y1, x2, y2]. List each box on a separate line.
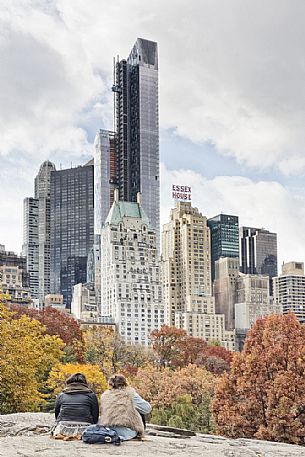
[105, 200, 150, 227]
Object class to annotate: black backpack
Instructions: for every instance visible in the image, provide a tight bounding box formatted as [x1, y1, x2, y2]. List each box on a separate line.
[82, 425, 121, 445]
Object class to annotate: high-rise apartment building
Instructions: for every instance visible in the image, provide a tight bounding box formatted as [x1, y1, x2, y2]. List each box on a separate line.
[213, 257, 239, 329]
[35, 161, 55, 301]
[100, 191, 164, 345]
[240, 227, 277, 294]
[50, 162, 94, 308]
[208, 214, 239, 282]
[273, 261, 305, 323]
[162, 202, 234, 349]
[23, 161, 55, 302]
[113, 38, 159, 247]
[23, 197, 39, 298]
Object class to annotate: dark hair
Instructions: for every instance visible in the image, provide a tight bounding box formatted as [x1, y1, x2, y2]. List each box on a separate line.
[66, 372, 88, 385]
[108, 374, 127, 389]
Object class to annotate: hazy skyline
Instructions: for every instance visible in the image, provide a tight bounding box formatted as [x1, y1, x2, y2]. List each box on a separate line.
[1, 0, 305, 267]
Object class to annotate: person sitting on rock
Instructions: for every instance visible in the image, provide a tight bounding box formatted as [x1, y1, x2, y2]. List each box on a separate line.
[99, 373, 151, 441]
[51, 372, 99, 440]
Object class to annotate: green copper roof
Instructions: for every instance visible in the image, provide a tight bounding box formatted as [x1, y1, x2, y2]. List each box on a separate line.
[105, 201, 150, 227]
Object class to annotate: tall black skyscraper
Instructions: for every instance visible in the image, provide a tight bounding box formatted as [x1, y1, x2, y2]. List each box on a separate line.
[240, 226, 278, 294]
[208, 214, 239, 282]
[50, 161, 94, 308]
[113, 38, 159, 247]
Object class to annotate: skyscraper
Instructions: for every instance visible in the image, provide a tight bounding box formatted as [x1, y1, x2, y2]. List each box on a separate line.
[50, 161, 94, 308]
[162, 202, 235, 349]
[23, 197, 39, 298]
[93, 129, 117, 305]
[208, 214, 239, 282]
[100, 190, 164, 345]
[113, 38, 159, 247]
[35, 161, 55, 301]
[23, 160, 55, 302]
[240, 227, 277, 294]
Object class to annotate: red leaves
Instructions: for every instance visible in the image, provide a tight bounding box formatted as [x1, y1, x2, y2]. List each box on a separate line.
[10, 305, 84, 360]
[213, 313, 305, 444]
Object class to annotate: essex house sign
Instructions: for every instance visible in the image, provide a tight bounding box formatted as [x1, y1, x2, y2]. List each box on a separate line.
[172, 184, 192, 201]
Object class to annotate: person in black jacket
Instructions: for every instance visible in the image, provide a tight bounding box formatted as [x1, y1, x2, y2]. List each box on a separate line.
[52, 372, 99, 440]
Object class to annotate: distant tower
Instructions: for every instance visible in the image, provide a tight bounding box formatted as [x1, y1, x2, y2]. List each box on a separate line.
[50, 161, 94, 308]
[113, 38, 160, 248]
[207, 214, 239, 282]
[240, 226, 278, 294]
[100, 192, 164, 345]
[161, 202, 235, 349]
[23, 161, 55, 302]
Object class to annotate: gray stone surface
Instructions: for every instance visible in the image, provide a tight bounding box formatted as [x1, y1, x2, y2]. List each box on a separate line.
[0, 413, 305, 457]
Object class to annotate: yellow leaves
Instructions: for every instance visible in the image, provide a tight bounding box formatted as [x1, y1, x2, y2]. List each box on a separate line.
[48, 363, 107, 396]
[0, 302, 64, 413]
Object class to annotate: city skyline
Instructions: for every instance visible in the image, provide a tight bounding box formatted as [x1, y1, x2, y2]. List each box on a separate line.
[1, 1, 305, 269]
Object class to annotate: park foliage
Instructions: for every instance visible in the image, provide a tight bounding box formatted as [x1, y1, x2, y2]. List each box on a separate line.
[1, 295, 305, 443]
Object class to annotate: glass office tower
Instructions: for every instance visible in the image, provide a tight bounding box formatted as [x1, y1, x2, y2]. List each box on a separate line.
[50, 162, 94, 308]
[113, 38, 160, 248]
[240, 226, 277, 294]
[208, 214, 239, 282]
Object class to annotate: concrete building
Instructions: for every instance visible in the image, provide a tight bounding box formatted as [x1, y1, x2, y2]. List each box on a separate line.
[208, 214, 239, 282]
[23, 161, 55, 302]
[113, 38, 160, 248]
[213, 257, 239, 330]
[240, 226, 277, 294]
[235, 273, 281, 349]
[273, 261, 305, 323]
[71, 283, 97, 321]
[100, 191, 164, 345]
[162, 202, 234, 350]
[50, 161, 94, 308]
[44, 294, 64, 310]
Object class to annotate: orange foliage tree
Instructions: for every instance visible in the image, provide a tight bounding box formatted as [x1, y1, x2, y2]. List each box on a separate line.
[213, 313, 305, 445]
[132, 364, 216, 432]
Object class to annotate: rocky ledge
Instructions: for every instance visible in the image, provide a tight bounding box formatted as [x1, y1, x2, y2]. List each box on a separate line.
[0, 413, 304, 457]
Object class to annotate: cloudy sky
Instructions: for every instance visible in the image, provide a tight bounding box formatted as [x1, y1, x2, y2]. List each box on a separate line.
[1, 0, 305, 267]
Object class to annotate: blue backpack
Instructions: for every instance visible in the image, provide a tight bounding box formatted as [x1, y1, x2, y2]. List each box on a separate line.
[82, 424, 121, 445]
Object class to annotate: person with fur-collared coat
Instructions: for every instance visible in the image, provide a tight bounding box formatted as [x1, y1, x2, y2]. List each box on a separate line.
[99, 373, 151, 441]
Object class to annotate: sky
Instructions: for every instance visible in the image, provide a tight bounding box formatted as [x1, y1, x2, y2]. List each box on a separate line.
[1, 0, 305, 268]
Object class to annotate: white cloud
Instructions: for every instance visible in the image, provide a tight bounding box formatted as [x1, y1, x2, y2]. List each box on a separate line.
[1, 0, 305, 172]
[1, 0, 305, 253]
[161, 164, 305, 266]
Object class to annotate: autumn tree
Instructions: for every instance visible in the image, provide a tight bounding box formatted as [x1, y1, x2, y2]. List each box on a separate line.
[48, 363, 107, 396]
[213, 313, 305, 445]
[196, 345, 233, 374]
[133, 364, 216, 432]
[150, 325, 187, 367]
[84, 326, 154, 376]
[10, 305, 84, 361]
[0, 303, 64, 413]
[83, 326, 128, 374]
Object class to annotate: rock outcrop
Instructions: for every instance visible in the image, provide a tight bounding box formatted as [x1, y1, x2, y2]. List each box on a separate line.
[0, 413, 304, 457]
